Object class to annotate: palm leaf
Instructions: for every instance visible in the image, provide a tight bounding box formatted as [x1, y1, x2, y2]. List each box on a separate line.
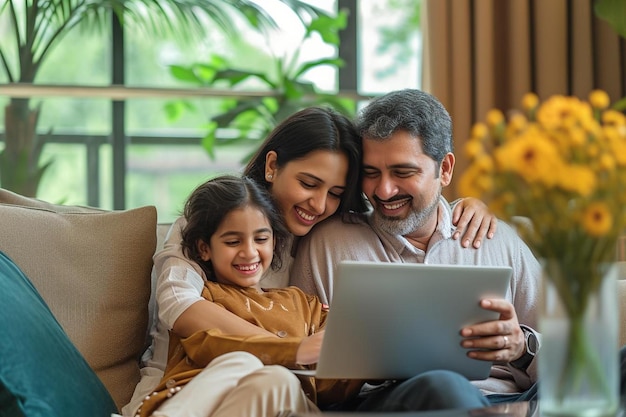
[293, 57, 345, 79]
[213, 68, 277, 89]
[1, 0, 327, 82]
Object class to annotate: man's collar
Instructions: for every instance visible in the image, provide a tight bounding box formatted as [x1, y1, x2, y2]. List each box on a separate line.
[436, 196, 455, 240]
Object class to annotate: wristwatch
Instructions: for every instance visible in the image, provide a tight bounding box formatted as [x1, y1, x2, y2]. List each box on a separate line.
[510, 326, 539, 370]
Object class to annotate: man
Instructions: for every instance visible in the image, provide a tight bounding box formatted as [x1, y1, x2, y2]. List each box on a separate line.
[290, 89, 541, 411]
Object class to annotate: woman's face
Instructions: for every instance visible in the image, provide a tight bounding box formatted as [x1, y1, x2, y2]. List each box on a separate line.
[266, 149, 349, 237]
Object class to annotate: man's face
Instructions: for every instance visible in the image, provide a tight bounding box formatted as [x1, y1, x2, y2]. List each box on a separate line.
[361, 130, 453, 236]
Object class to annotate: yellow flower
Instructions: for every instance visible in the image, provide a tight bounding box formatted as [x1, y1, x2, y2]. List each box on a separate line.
[471, 122, 489, 139]
[486, 109, 505, 128]
[602, 110, 626, 127]
[598, 153, 616, 171]
[581, 116, 603, 138]
[459, 89, 626, 275]
[522, 93, 539, 111]
[495, 129, 561, 187]
[567, 126, 587, 146]
[537, 96, 593, 133]
[506, 113, 527, 137]
[464, 138, 483, 159]
[474, 154, 494, 172]
[585, 141, 600, 158]
[589, 90, 610, 109]
[458, 164, 491, 197]
[557, 165, 596, 197]
[582, 202, 613, 237]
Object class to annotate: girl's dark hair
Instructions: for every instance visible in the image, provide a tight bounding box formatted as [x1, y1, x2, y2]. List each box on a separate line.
[244, 107, 368, 214]
[181, 175, 288, 281]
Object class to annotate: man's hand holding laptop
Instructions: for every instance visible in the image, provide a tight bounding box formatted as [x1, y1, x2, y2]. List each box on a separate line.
[461, 298, 525, 363]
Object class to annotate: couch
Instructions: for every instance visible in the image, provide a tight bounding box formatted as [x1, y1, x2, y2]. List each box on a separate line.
[0, 188, 625, 416]
[0, 188, 167, 416]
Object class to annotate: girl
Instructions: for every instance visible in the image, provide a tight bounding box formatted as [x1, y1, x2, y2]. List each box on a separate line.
[137, 176, 363, 417]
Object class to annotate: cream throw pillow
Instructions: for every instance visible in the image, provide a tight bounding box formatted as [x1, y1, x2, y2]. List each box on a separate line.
[0, 188, 157, 410]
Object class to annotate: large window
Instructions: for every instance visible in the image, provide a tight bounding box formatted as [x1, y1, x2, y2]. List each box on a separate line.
[0, 0, 421, 222]
[358, 0, 421, 94]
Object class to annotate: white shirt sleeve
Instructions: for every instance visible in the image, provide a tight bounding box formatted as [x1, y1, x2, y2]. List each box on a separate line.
[154, 217, 206, 330]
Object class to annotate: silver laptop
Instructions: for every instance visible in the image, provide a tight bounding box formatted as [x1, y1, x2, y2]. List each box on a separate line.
[294, 261, 512, 380]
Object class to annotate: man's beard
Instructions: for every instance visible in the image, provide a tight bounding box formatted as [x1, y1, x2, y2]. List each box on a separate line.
[372, 190, 441, 236]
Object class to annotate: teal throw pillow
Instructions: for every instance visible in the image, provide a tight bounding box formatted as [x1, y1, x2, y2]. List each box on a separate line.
[0, 251, 118, 417]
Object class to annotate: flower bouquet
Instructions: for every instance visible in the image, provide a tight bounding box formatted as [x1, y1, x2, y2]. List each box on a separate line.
[459, 91, 626, 416]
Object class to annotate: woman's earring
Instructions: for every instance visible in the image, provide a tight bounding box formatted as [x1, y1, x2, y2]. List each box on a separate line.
[266, 174, 273, 180]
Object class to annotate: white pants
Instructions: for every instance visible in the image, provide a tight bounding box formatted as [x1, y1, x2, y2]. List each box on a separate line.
[152, 351, 319, 417]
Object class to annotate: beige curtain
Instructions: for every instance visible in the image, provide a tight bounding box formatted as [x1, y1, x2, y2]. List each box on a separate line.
[422, 0, 626, 200]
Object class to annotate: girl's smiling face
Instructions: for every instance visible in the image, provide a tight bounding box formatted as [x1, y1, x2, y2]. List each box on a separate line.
[197, 206, 274, 290]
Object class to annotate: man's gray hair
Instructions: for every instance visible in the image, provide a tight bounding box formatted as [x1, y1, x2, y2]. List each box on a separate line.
[355, 89, 453, 164]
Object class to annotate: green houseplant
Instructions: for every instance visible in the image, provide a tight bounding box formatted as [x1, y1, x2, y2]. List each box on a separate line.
[594, 0, 626, 38]
[0, 0, 323, 197]
[594, 0, 626, 109]
[164, 9, 356, 162]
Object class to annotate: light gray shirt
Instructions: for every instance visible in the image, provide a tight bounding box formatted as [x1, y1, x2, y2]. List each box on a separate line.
[290, 196, 541, 395]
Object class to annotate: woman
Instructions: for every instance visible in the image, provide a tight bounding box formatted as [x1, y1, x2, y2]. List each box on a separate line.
[123, 107, 496, 416]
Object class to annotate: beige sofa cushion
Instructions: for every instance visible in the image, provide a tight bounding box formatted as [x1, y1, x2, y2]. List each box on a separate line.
[0, 189, 157, 410]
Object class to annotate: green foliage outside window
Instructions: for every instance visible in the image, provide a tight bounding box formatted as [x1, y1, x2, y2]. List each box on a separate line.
[0, 0, 327, 197]
[164, 9, 357, 163]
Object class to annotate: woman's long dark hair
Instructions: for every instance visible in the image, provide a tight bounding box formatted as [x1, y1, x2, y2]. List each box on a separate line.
[181, 175, 288, 281]
[245, 107, 368, 214]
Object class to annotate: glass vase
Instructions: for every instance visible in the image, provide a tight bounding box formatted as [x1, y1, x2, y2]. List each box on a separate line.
[538, 260, 619, 417]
